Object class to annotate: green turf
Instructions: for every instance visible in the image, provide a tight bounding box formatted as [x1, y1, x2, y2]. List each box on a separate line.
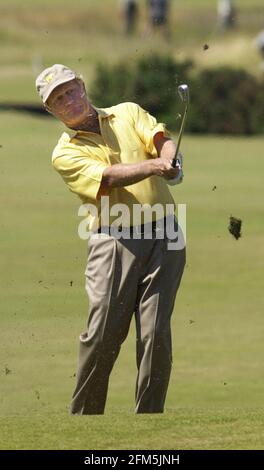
[0, 112, 263, 449]
[1, 409, 264, 450]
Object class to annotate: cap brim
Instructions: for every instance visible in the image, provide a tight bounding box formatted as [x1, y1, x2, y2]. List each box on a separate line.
[43, 74, 76, 103]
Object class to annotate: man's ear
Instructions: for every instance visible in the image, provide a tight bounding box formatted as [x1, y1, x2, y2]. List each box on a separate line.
[78, 78, 87, 97]
[43, 103, 52, 115]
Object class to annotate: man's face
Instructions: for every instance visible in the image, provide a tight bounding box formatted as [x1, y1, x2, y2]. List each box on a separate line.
[46, 79, 90, 128]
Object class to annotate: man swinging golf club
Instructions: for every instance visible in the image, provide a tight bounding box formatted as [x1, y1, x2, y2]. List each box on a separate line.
[36, 63, 187, 415]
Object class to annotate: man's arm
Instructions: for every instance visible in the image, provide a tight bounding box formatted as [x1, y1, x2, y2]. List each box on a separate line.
[153, 132, 177, 160]
[101, 158, 178, 189]
[101, 134, 179, 190]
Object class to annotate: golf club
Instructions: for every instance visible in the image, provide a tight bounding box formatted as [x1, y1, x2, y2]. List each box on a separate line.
[171, 83, 189, 168]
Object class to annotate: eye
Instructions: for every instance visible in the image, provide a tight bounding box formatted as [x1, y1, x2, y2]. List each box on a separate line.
[55, 95, 63, 103]
[66, 88, 75, 96]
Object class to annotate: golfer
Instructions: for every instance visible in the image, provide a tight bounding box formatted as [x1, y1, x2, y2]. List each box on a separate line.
[36, 64, 185, 414]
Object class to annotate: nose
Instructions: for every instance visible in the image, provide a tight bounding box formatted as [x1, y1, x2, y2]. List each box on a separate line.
[64, 98, 75, 107]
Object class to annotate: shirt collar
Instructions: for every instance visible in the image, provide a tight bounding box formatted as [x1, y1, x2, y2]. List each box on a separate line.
[64, 106, 114, 138]
[94, 106, 115, 119]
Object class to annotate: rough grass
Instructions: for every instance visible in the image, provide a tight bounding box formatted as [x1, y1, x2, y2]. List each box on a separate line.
[0, 112, 263, 449]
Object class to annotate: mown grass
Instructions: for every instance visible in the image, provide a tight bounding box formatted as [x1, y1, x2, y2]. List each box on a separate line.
[0, 112, 263, 448]
[1, 409, 264, 450]
[1, 0, 263, 452]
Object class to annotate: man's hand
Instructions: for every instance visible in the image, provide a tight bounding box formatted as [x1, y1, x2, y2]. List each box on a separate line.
[152, 158, 180, 179]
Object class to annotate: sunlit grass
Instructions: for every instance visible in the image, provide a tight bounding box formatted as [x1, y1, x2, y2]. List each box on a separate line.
[0, 113, 263, 448]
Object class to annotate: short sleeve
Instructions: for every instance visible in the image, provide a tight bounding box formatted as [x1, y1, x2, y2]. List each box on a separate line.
[52, 149, 109, 203]
[129, 103, 170, 157]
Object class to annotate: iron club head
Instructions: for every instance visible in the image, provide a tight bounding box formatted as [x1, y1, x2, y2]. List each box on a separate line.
[169, 82, 190, 173]
[178, 84, 189, 104]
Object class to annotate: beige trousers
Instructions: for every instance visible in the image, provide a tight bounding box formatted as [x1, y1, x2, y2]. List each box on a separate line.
[70, 226, 185, 415]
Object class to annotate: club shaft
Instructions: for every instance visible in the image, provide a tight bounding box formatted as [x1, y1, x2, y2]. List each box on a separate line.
[172, 103, 188, 167]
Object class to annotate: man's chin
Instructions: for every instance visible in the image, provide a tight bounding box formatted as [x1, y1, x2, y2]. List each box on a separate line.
[64, 117, 83, 129]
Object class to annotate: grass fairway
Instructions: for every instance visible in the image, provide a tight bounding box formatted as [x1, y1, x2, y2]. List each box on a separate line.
[0, 112, 263, 449]
[1, 409, 264, 450]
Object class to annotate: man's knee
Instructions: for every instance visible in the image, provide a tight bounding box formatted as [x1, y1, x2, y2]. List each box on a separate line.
[79, 331, 119, 365]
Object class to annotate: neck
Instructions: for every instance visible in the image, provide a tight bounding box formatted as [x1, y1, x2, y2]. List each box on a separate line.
[70, 106, 101, 134]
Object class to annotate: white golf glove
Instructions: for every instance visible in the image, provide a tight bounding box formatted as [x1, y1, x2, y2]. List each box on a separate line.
[166, 153, 184, 186]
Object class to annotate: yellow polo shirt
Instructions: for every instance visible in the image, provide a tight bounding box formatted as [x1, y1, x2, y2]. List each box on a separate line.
[52, 102, 175, 229]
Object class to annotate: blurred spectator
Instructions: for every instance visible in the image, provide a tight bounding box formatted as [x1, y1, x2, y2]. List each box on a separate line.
[255, 30, 264, 71]
[217, 0, 236, 32]
[121, 0, 138, 35]
[147, 0, 170, 38]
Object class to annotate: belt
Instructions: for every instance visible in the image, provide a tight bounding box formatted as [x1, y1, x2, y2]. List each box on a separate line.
[96, 217, 176, 238]
[97, 220, 159, 236]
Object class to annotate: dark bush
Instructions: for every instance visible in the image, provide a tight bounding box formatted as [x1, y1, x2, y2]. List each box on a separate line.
[90, 55, 192, 128]
[249, 81, 264, 134]
[90, 55, 264, 135]
[188, 68, 262, 134]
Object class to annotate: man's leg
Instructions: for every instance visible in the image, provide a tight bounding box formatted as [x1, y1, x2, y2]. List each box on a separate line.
[70, 234, 139, 415]
[134, 236, 186, 414]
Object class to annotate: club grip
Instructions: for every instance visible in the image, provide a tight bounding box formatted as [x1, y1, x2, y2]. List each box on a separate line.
[171, 157, 180, 168]
[171, 157, 177, 168]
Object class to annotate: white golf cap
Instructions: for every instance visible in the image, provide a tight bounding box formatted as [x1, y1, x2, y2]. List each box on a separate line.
[35, 64, 76, 103]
